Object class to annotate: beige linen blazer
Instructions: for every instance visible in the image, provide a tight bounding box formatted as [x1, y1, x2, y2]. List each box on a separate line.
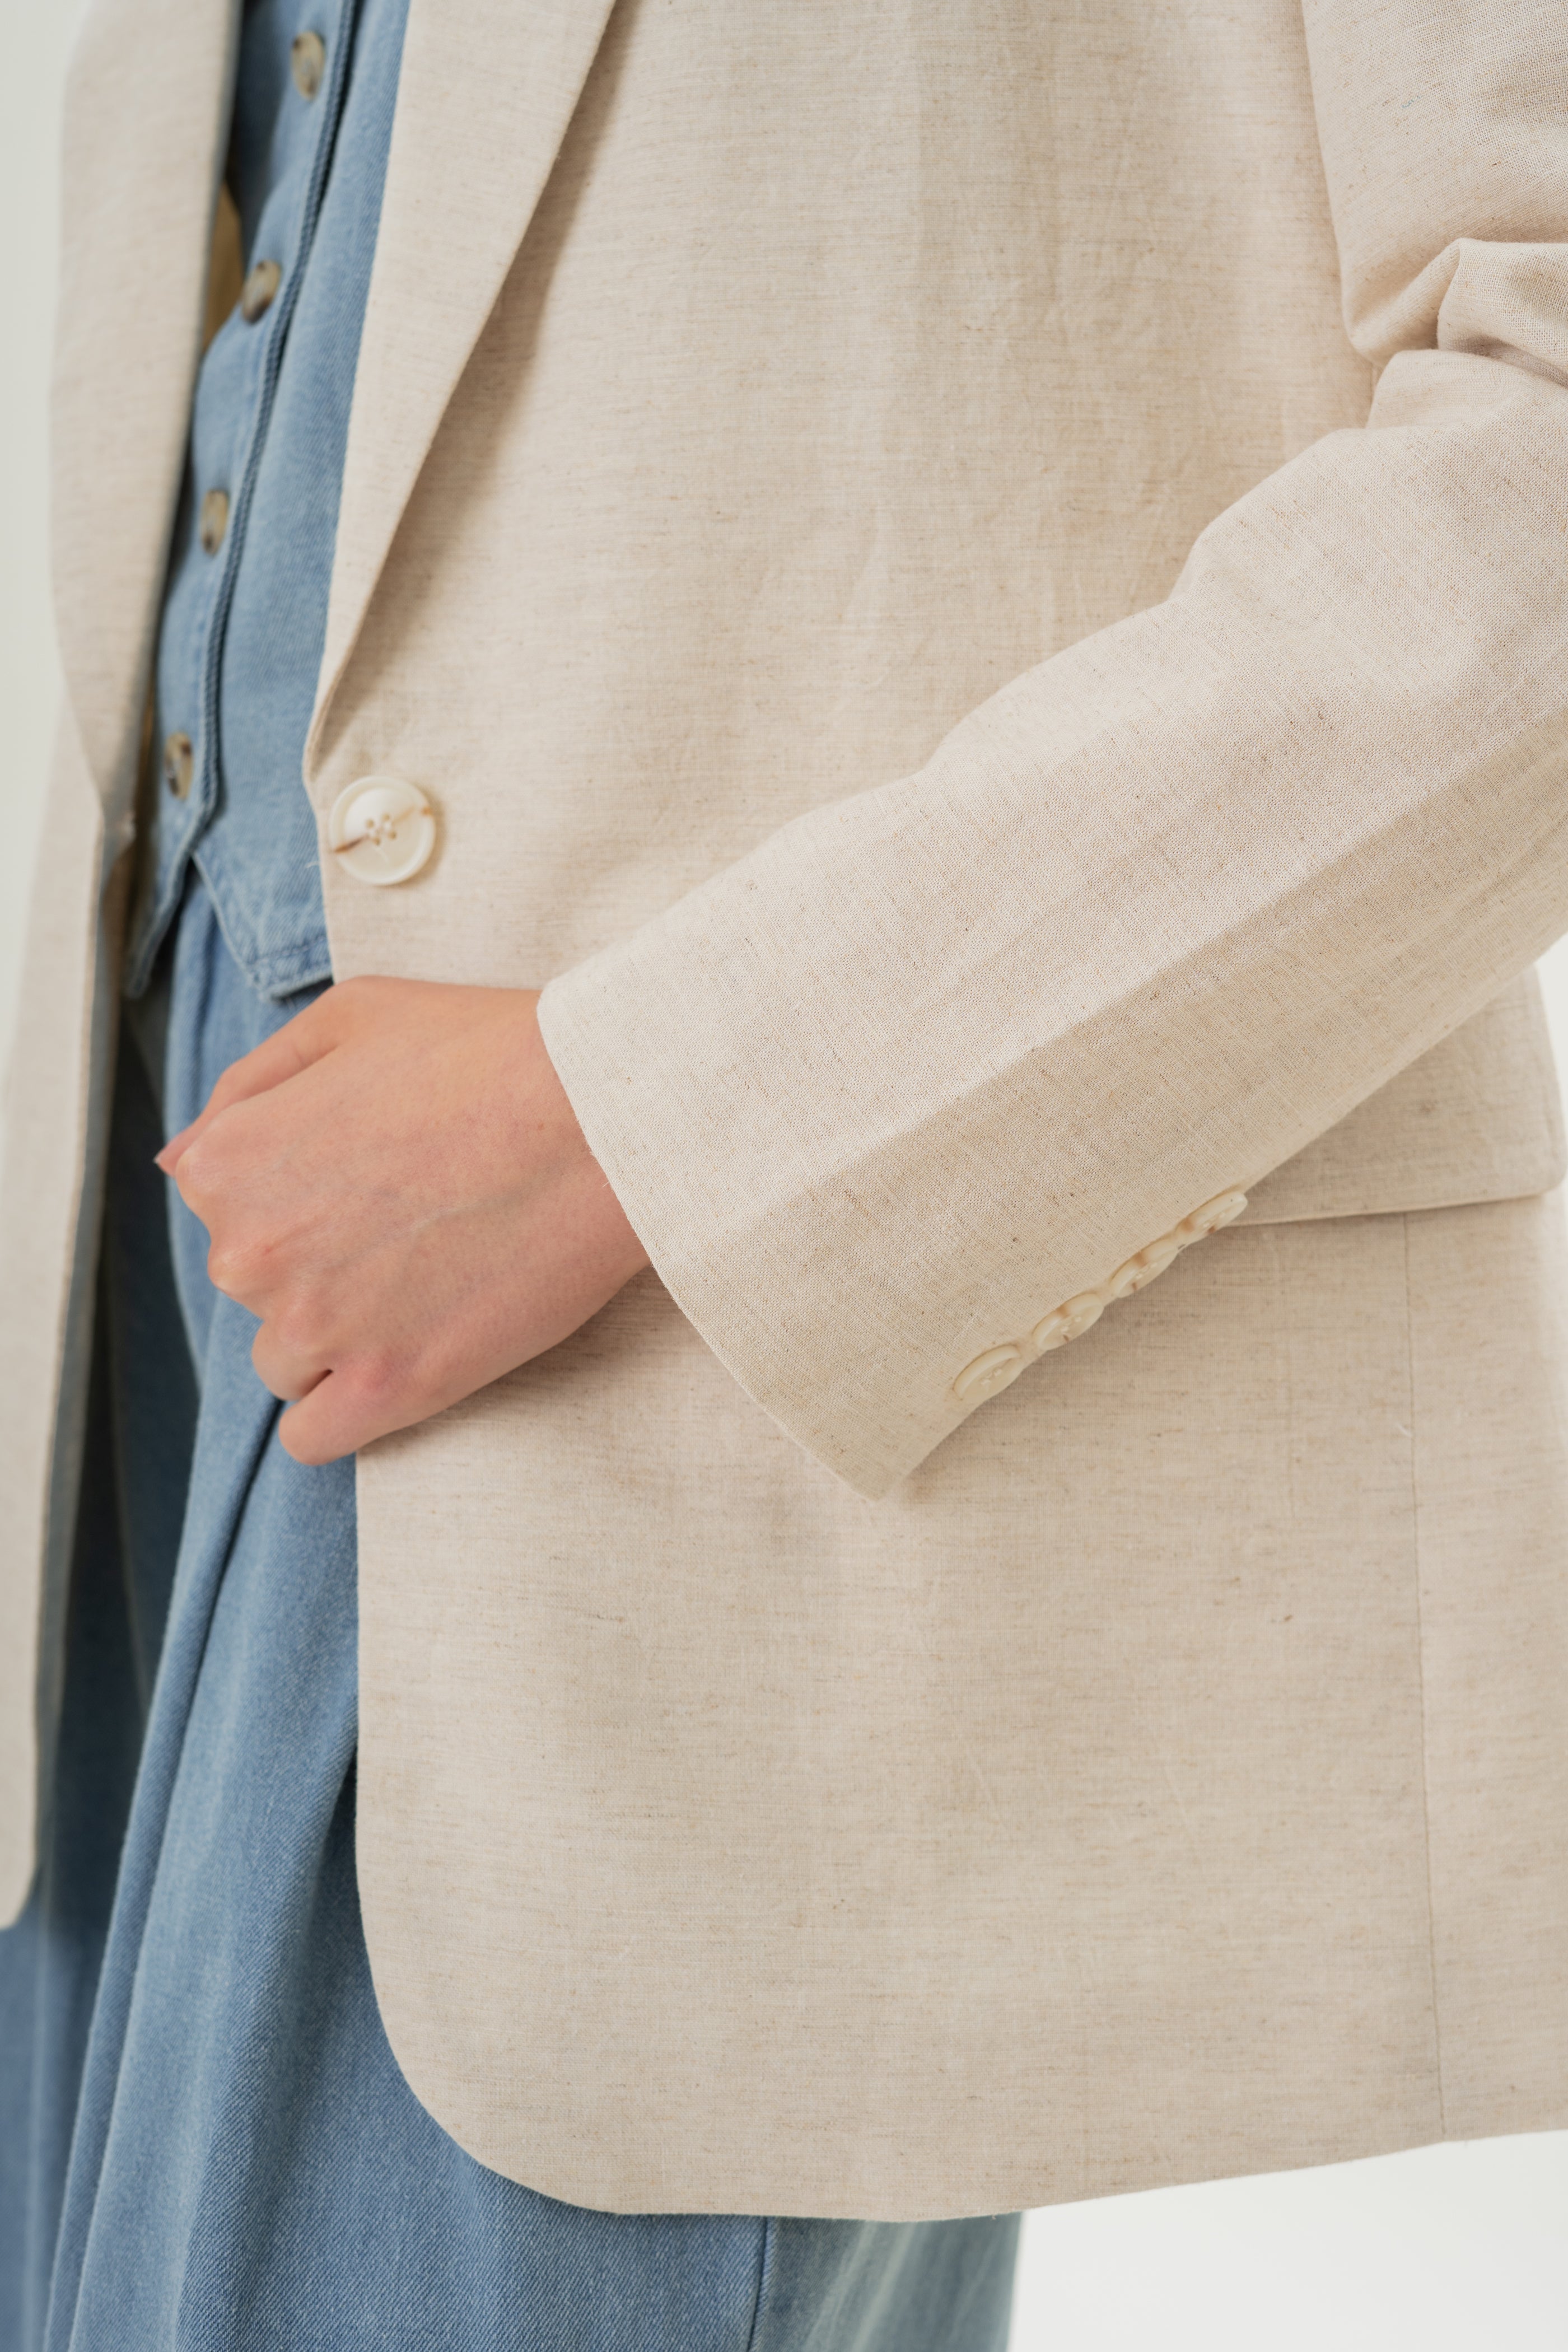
[5, 0, 1568, 2218]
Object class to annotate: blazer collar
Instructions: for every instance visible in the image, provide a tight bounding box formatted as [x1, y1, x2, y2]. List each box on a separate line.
[306, 0, 619, 774]
[51, 0, 238, 824]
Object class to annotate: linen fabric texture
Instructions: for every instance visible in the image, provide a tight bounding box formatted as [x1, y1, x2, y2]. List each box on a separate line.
[4, 0, 1568, 2218]
[0, 876, 1018, 2352]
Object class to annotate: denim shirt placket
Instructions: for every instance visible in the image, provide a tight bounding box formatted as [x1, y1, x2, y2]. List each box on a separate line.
[129, 0, 355, 998]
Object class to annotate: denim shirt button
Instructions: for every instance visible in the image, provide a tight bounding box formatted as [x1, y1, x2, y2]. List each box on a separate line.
[240, 259, 283, 323]
[291, 30, 326, 97]
[162, 733, 195, 799]
[198, 489, 230, 554]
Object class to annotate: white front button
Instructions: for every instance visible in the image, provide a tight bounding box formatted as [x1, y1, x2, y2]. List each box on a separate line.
[328, 776, 437, 887]
[953, 1343, 1025, 1403]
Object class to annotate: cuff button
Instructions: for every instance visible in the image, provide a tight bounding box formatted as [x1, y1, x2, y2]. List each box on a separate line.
[1105, 1233, 1183, 1300]
[953, 1343, 1026, 1403]
[1178, 1188, 1248, 1242]
[1032, 1292, 1105, 1352]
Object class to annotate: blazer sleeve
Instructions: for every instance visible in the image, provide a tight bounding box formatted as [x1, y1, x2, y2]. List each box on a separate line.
[537, 0, 1568, 1500]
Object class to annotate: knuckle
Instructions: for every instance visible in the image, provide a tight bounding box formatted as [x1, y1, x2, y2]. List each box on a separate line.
[207, 1233, 262, 1296]
[272, 1295, 323, 1355]
[204, 1246, 240, 1295]
[172, 1139, 213, 1204]
[251, 1342, 290, 1401]
[176, 1126, 235, 1205]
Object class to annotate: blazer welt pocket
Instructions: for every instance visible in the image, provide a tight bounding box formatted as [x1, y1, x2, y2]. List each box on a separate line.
[1240, 968, 1565, 1228]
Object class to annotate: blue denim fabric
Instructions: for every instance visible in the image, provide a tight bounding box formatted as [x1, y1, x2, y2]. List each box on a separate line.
[0, 879, 1021, 2348]
[125, 0, 409, 1001]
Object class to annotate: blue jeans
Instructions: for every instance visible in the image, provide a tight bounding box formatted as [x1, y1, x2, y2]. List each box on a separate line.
[0, 879, 1020, 2350]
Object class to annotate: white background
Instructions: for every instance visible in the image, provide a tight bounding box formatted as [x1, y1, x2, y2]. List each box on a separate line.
[3, 12, 1565, 2344]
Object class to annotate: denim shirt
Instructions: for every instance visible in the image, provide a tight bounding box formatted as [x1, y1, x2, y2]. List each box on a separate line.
[127, 0, 410, 1002]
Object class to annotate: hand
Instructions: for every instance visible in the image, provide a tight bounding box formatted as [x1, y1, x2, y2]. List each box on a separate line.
[156, 977, 650, 1463]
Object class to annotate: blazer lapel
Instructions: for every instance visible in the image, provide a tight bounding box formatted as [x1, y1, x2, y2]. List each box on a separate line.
[310, 0, 619, 753]
[52, 0, 238, 826]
